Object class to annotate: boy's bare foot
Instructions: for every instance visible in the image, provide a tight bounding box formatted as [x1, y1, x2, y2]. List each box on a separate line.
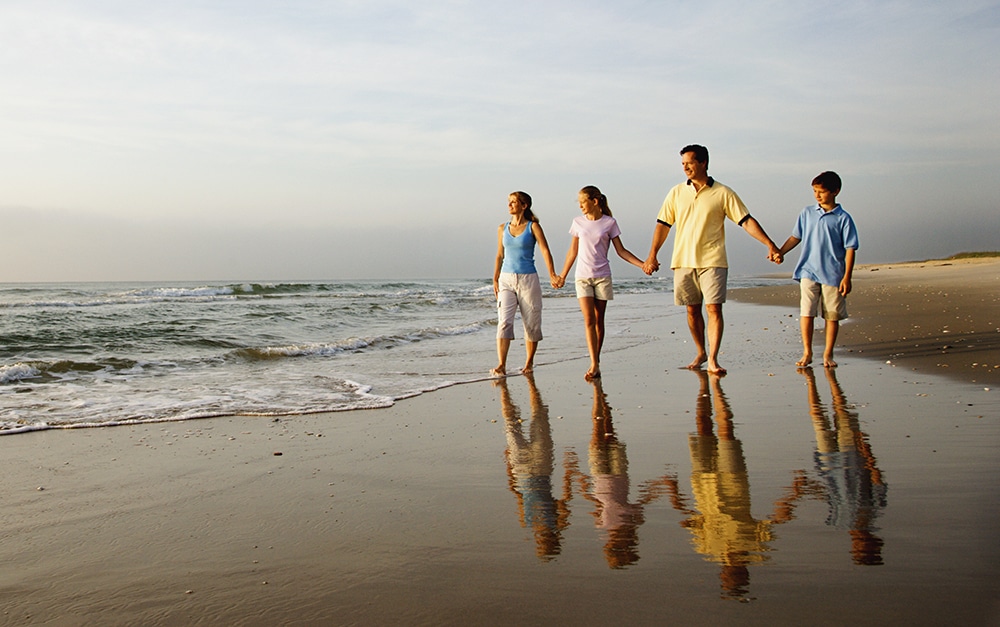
[685, 355, 708, 370]
[796, 352, 813, 367]
[490, 366, 506, 378]
[823, 356, 838, 368]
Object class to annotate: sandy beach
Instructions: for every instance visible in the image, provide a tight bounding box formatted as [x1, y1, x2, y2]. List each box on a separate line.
[2, 260, 998, 626]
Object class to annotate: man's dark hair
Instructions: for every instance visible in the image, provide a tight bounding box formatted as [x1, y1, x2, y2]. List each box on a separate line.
[811, 171, 842, 193]
[680, 144, 709, 168]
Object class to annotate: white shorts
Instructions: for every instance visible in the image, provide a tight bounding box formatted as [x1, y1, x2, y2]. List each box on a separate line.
[673, 267, 728, 306]
[800, 278, 848, 321]
[575, 277, 614, 301]
[497, 272, 543, 341]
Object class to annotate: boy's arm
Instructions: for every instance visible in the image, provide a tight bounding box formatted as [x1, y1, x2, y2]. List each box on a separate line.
[778, 235, 801, 257]
[839, 248, 856, 296]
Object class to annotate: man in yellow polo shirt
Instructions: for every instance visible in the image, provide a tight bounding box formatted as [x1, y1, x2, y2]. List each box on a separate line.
[643, 145, 782, 375]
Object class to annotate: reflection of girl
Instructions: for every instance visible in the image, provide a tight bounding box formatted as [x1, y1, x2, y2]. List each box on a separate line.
[492, 191, 559, 377]
[556, 186, 645, 380]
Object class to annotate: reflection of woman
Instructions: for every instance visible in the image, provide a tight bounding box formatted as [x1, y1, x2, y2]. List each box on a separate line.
[499, 375, 570, 560]
[801, 367, 887, 565]
[492, 191, 559, 377]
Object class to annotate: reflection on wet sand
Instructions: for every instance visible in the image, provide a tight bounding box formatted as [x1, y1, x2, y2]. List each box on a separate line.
[498, 375, 571, 561]
[568, 380, 675, 569]
[667, 370, 815, 600]
[799, 367, 888, 565]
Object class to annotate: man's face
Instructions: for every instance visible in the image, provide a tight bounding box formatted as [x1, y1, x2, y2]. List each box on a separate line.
[681, 152, 707, 181]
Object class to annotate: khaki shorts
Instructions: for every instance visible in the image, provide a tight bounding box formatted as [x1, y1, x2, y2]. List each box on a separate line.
[497, 272, 543, 341]
[673, 267, 728, 306]
[800, 277, 848, 321]
[575, 277, 614, 300]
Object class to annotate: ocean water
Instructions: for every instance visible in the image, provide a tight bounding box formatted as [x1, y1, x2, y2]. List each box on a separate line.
[0, 276, 784, 434]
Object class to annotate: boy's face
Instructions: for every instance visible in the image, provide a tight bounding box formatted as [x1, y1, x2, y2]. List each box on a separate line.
[812, 185, 838, 209]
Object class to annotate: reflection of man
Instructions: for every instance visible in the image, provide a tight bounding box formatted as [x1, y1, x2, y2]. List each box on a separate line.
[643, 144, 782, 375]
[800, 367, 887, 565]
[571, 380, 674, 569]
[498, 375, 569, 560]
[680, 370, 773, 598]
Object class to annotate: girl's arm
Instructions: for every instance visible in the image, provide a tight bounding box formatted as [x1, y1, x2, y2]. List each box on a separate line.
[612, 236, 645, 269]
[493, 224, 505, 298]
[557, 237, 579, 288]
[531, 222, 560, 287]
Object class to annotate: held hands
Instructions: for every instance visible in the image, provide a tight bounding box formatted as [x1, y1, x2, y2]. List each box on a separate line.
[641, 256, 659, 276]
[550, 274, 566, 289]
[768, 248, 784, 265]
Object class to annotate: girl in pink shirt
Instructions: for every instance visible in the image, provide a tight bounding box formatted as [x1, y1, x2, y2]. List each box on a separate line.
[557, 186, 645, 380]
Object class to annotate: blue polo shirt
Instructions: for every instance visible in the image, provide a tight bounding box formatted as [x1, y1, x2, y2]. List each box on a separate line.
[791, 204, 859, 286]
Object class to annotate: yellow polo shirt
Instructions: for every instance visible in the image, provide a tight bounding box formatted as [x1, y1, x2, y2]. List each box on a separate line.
[657, 178, 750, 269]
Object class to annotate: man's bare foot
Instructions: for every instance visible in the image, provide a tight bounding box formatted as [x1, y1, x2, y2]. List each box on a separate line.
[686, 355, 708, 370]
[796, 352, 813, 367]
[707, 361, 727, 376]
[823, 356, 838, 368]
[490, 366, 506, 378]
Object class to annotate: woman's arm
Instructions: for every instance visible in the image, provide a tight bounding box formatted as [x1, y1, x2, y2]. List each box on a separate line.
[493, 224, 505, 298]
[531, 222, 560, 286]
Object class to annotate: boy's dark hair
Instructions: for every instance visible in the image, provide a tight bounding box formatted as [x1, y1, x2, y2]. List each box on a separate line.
[812, 171, 842, 193]
[680, 144, 709, 168]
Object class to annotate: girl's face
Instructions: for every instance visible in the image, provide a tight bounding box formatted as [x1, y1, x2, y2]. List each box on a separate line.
[508, 195, 526, 215]
[578, 192, 600, 216]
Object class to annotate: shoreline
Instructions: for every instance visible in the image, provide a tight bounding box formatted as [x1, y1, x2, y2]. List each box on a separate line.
[730, 257, 1000, 385]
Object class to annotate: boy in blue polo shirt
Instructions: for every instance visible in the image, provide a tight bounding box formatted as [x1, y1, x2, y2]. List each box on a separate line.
[777, 171, 858, 368]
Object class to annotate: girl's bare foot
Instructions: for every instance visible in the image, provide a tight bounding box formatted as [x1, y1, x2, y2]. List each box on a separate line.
[521, 363, 533, 375]
[490, 366, 506, 378]
[823, 356, 838, 368]
[686, 355, 708, 370]
[796, 352, 813, 367]
[585, 367, 601, 380]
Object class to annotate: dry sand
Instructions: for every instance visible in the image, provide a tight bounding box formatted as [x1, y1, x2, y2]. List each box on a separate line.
[732, 256, 1000, 385]
[1, 260, 998, 626]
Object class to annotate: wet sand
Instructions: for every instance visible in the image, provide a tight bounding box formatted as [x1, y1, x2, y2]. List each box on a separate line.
[1, 261, 998, 626]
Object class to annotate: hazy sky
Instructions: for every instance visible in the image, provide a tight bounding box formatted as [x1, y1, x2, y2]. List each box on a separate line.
[2, 0, 998, 282]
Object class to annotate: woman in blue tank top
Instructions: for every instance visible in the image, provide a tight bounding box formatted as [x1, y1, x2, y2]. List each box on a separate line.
[492, 191, 560, 377]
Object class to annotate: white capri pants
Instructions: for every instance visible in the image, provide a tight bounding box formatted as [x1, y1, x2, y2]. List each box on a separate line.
[496, 272, 543, 342]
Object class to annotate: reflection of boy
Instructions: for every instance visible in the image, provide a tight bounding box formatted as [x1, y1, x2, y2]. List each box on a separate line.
[777, 171, 859, 368]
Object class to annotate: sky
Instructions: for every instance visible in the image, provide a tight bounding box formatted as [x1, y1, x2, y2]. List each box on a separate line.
[2, 0, 998, 282]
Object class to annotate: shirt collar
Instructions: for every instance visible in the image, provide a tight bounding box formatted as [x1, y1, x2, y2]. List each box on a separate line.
[686, 176, 714, 188]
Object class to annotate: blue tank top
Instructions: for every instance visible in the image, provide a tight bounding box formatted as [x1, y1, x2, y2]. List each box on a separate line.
[500, 222, 537, 274]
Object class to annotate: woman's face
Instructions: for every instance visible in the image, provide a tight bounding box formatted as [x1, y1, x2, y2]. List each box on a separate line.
[508, 195, 526, 214]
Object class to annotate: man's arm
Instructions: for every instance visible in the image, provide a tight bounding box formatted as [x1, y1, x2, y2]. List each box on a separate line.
[741, 216, 782, 263]
[643, 222, 671, 274]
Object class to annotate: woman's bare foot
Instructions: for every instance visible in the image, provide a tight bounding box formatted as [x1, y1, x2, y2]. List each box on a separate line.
[796, 352, 813, 367]
[585, 367, 601, 381]
[521, 362, 533, 375]
[707, 360, 727, 376]
[490, 366, 506, 378]
[823, 355, 838, 368]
